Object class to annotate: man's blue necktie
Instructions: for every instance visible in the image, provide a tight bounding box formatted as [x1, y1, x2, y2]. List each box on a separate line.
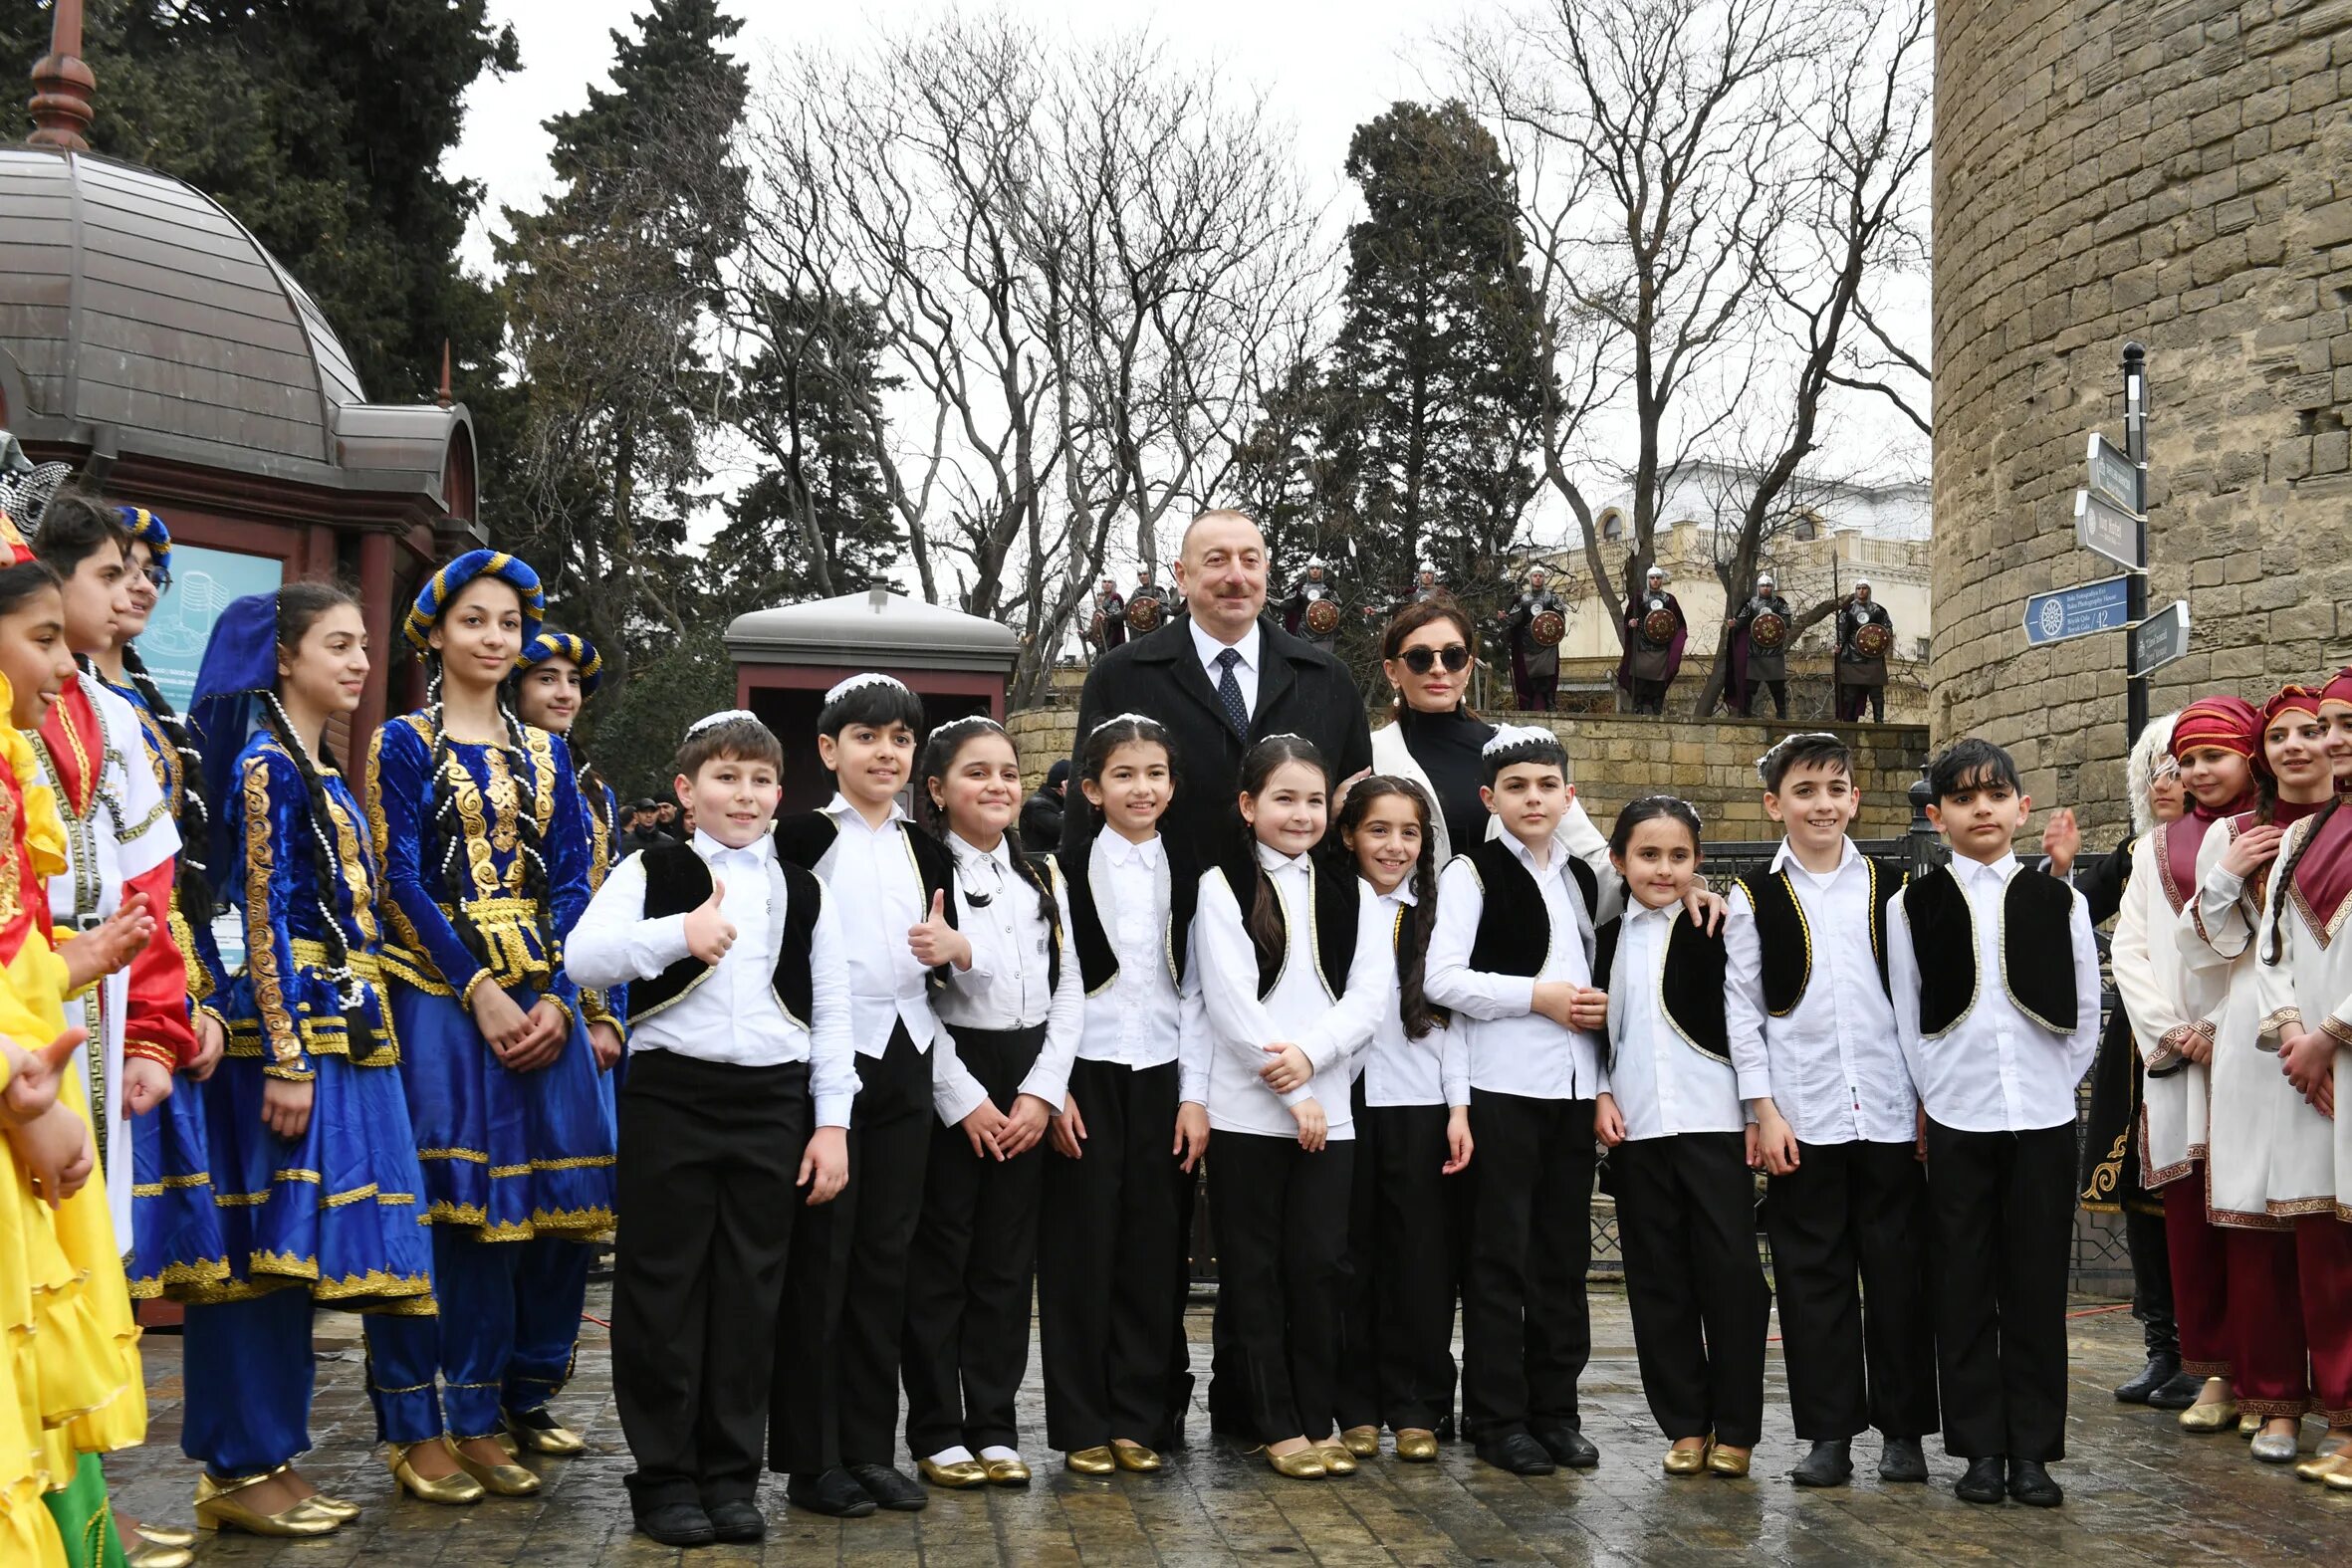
[1214, 647, 1248, 735]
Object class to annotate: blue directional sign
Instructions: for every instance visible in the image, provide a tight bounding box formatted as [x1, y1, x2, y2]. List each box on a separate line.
[2023, 574, 2133, 645]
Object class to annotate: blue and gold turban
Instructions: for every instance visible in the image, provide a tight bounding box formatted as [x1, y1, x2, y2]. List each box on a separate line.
[403, 550, 546, 657]
[521, 631, 602, 697]
[115, 505, 171, 572]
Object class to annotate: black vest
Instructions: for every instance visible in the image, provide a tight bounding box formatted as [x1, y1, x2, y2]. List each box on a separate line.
[773, 809, 959, 990]
[1736, 856, 1902, 1015]
[1900, 863, 2079, 1037]
[1058, 835, 1197, 997]
[1462, 835, 1598, 978]
[1213, 845, 1363, 1002]
[628, 844, 824, 1029]
[1592, 909, 1731, 1068]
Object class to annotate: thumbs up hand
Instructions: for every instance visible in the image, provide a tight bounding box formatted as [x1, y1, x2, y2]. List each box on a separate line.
[908, 889, 974, 972]
[684, 877, 738, 964]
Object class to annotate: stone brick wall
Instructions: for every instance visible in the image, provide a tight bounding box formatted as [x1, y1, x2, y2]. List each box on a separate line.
[1011, 706, 1929, 842]
[1932, 0, 2352, 836]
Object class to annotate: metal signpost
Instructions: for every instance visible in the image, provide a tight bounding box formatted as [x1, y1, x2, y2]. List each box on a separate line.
[2023, 575, 2134, 645]
[2132, 599, 2191, 674]
[2052, 345, 2159, 744]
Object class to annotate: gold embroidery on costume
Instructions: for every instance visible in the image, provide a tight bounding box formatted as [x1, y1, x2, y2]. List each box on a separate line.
[327, 785, 380, 945]
[243, 760, 299, 1070]
[0, 773, 18, 932]
[452, 751, 499, 899]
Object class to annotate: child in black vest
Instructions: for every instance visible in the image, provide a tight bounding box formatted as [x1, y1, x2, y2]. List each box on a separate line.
[1591, 796, 1767, 1479]
[1185, 734, 1392, 1479]
[1886, 738, 2099, 1507]
[1424, 724, 1614, 1476]
[901, 716, 1081, 1490]
[566, 711, 854, 1548]
[1041, 714, 1198, 1476]
[1724, 732, 1935, 1489]
[766, 672, 958, 1518]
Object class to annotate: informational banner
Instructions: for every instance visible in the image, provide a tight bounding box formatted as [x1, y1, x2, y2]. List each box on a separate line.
[132, 544, 285, 713]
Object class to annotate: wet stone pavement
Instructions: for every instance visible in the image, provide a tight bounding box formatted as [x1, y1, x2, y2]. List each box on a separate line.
[114, 1286, 2351, 1565]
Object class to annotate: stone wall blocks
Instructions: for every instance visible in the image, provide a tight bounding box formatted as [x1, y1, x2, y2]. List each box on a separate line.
[2315, 428, 2352, 472]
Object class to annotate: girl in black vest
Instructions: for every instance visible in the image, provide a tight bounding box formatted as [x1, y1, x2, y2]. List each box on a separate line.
[1330, 777, 1469, 1465]
[1590, 796, 1769, 1478]
[1188, 734, 1392, 1478]
[901, 716, 1082, 1491]
[1040, 714, 1195, 1476]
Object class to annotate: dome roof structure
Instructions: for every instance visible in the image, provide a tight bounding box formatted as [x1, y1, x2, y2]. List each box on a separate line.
[728, 587, 1020, 675]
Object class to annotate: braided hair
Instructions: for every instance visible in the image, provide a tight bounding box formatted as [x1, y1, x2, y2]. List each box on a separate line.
[121, 639, 212, 922]
[2263, 793, 2338, 967]
[417, 655, 554, 970]
[1334, 775, 1442, 1039]
[1235, 734, 1331, 975]
[263, 583, 373, 1040]
[917, 715, 1058, 929]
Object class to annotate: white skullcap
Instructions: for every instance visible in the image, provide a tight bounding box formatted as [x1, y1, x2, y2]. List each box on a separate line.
[1482, 723, 1560, 759]
[823, 671, 911, 705]
[683, 709, 763, 740]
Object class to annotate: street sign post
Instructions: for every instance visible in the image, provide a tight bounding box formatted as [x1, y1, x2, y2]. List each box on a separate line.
[2074, 488, 2145, 571]
[2023, 575, 2134, 645]
[2132, 599, 2191, 674]
[2086, 433, 2138, 513]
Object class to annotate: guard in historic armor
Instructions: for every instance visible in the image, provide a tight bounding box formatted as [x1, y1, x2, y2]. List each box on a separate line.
[1732, 571, 1794, 719]
[1282, 556, 1347, 650]
[1126, 565, 1168, 635]
[1503, 565, 1568, 711]
[1406, 561, 1444, 604]
[1617, 564, 1688, 716]
[1835, 580, 1895, 723]
[1088, 575, 1127, 653]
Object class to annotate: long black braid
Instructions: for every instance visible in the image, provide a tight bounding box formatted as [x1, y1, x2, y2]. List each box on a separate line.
[497, 696, 554, 931]
[260, 692, 375, 1044]
[121, 641, 213, 924]
[2263, 793, 2339, 966]
[420, 658, 495, 974]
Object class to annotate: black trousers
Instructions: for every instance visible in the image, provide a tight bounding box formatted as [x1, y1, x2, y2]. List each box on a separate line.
[1838, 682, 1885, 723]
[2126, 1207, 2177, 1355]
[1039, 1058, 1186, 1452]
[902, 1023, 1049, 1456]
[1764, 1138, 1939, 1441]
[614, 1052, 810, 1512]
[1924, 1119, 2077, 1460]
[1611, 1134, 1770, 1447]
[1463, 1092, 1596, 1437]
[1206, 1129, 1354, 1444]
[1631, 678, 1670, 715]
[1739, 679, 1788, 718]
[768, 1020, 932, 1474]
[1336, 1096, 1458, 1434]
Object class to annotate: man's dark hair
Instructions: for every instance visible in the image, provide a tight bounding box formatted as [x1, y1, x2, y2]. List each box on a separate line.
[1926, 737, 2022, 801]
[818, 676, 926, 740]
[1758, 732, 1853, 794]
[675, 715, 785, 782]
[30, 487, 128, 577]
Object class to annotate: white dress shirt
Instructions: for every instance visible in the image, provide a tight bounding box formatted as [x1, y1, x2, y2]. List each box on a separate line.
[1189, 617, 1262, 719]
[812, 792, 937, 1055]
[1356, 879, 1467, 1108]
[1887, 852, 2100, 1133]
[1724, 838, 1915, 1145]
[1599, 902, 1747, 1139]
[1183, 845, 1390, 1139]
[1077, 831, 1180, 1069]
[565, 829, 859, 1127]
[1425, 833, 1605, 1101]
[929, 832, 1083, 1125]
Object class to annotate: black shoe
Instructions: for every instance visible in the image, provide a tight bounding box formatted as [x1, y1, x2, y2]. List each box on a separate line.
[2006, 1458, 2062, 1507]
[1877, 1437, 1929, 1484]
[1528, 1421, 1599, 1469]
[1789, 1439, 1853, 1487]
[1434, 1415, 1458, 1443]
[2144, 1369, 2206, 1411]
[635, 1502, 716, 1546]
[706, 1499, 766, 1543]
[1475, 1431, 1557, 1475]
[2115, 1351, 2180, 1404]
[847, 1462, 928, 1511]
[786, 1468, 877, 1519]
[1955, 1456, 2007, 1504]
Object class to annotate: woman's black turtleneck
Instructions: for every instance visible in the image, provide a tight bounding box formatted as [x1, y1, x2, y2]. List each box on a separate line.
[1397, 704, 1496, 857]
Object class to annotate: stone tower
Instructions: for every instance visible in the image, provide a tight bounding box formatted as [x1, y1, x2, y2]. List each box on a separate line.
[1932, 0, 2352, 830]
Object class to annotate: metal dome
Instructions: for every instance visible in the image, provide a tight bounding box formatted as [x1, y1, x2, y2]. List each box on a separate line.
[728, 587, 1020, 674]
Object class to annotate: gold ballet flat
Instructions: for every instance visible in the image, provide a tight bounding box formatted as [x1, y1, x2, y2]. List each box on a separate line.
[130, 1522, 198, 1550]
[1110, 1442, 1163, 1473]
[1706, 1445, 1753, 1478]
[1256, 1445, 1327, 1479]
[2178, 1382, 2239, 1433]
[918, 1456, 989, 1488]
[1663, 1443, 1709, 1476]
[1065, 1446, 1117, 1475]
[2239, 1413, 2259, 1437]
[384, 1441, 486, 1505]
[192, 1472, 342, 1538]
[984, 1456, 1032, 1486]
[1394, 1429, 1439, 1463]
[1315, 1443, 1358, 1475]
[1341, 1425, 1381, 1457]
[504, 1408, 588, 1456]
[2328, 1464, 2352, 1492]
[2296, 1453, 2348, 1482]
[448, 1435, 543, 1496]
[123, 1542, 195, 1568]
[267, 1463, 359, 1522]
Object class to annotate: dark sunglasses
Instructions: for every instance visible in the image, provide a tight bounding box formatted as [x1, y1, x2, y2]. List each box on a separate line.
[1399, 643, 1472, 675]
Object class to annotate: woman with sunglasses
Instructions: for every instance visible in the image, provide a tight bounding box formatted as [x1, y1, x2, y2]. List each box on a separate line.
[1369, 600, 1609, 866]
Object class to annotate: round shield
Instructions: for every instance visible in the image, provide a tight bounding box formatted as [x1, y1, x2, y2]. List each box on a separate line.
[1530, 609, 1565, 647]
[1855, 620, 1893, 659]
[1088, 610, 1108, 644]
[1127, 596, 1165, 634]
[1641, 606, 1679, 648]
[1751, 609, 1788, 651]
[1305, 597, 1342, 635]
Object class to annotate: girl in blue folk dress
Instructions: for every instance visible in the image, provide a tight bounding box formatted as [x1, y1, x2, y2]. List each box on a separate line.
[360, 552, 615, 1503]
[178, 584, 436, 1537]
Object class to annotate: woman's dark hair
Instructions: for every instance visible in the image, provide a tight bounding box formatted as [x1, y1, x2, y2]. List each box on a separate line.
[2263, 795, 2337, 965]
[1076, 714, 1178, 830]
[917, 715, 1057, 927]
[0, 559, 61, 619]
[261, 581, 375, 1041]
[819, 676, 926, 740]
[1236, 733, 1331, 975]
[1608, 794, 1705, 859]
[27, 488, 127, 579]
[506, 656, 616, 842]
[118, 534, 214, 922]
[1336, 775, 1442, 1039]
